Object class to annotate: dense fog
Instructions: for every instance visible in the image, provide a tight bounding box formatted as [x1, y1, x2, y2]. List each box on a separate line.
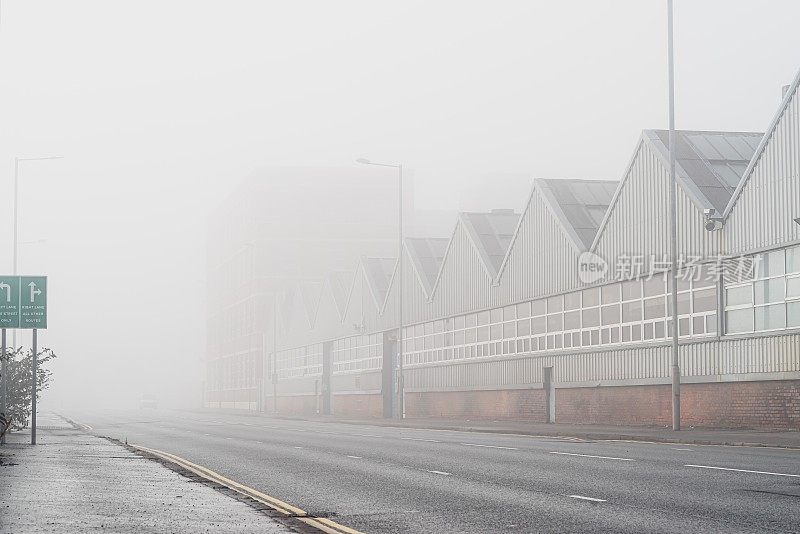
[0, 0, 798, 412]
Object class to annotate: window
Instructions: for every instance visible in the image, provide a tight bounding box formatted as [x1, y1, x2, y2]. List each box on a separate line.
[402, 267, 719, 367]
[724, 246, 800, 335]
[277, 343, 323, 379]
[333, 335, 381, 374]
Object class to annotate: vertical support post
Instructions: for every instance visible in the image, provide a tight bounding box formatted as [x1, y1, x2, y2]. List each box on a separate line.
[667, 0, 681, 431]
[272, 296, 278, 415]
[397, 164, 405, 419]
[1, 328, 6, 445]
[31, 328, 37, 445]
[12, 157, 19, 352]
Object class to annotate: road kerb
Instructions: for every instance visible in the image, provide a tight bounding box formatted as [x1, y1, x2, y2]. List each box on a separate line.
[131, 444, 364, 534]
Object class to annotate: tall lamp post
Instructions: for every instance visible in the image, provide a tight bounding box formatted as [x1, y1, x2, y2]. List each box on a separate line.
[4, 155, 62, 443]
[666, 0, 681, 431]
[11, 155, 63, 349]
[356, 158, 404, 419]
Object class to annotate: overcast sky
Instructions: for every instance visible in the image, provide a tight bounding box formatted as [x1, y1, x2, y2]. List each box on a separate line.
[1, 1, 798, 409]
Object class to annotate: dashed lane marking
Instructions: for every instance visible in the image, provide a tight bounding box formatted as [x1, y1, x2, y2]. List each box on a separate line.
[550, 451, 633, 461]
[461, 443, 518, 450]
[426, 470, 452, 476]
[401, 437, 441, 443]
[685, 464, 800, 477]
[569, 495, 606, 503]
[346, 455, 362, 459]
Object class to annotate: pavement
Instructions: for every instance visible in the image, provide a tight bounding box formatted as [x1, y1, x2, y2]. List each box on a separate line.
[0, 412, 300, 534]
[74, 408, 800, 534]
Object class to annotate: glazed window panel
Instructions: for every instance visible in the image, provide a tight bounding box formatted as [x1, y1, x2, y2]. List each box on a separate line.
[402, 268, 719, 367]
[723, 246, 800, 335]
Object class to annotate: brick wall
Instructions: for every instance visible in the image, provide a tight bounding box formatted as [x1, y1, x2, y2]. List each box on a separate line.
[333, 394, 383, 418]
[556, 385, 673, 426]
[556, 380, 800, 430]
[405, 389, 548, 422]
[681, 380, 800, 430]
[276, 395, 318, 415]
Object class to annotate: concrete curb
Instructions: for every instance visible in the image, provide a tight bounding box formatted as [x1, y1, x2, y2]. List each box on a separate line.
[197, 408, 800, 450]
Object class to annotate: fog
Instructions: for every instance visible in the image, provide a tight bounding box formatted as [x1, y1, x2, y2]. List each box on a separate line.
[2, 0, 799, 412]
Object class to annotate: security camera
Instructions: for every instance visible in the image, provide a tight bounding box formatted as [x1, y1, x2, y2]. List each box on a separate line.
[703, 207, 723, 231]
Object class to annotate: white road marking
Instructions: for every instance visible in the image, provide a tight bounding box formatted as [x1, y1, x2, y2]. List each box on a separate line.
[685, 465, 800, 478]
[293, 446, 303, 449]
[401, 437, 441, 443]
[224, 437, 233, 440]
[672, 448, 693, 451]
[426, 470, 451, 476]
[346, 455, 362, 459]
[550, 451, 633, 461]
[354, 433, 383, 438]
[461, 443, 518, 450]
[569, 495, 606, 503]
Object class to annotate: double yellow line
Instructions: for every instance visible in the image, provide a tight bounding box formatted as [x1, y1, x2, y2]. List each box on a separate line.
[132, 445, 364, 534]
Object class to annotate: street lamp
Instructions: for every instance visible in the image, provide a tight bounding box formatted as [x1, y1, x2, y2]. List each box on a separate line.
[1, 155, 61, 444]
[10, 156, 63, 354]
[356, 157, 404, 419]
[666, 0, 681, 431]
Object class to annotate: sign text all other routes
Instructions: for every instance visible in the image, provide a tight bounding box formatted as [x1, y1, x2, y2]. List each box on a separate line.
[0, 276, 47, 329]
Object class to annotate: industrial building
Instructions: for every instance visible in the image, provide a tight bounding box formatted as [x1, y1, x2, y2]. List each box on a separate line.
[207, 72, 800, 430]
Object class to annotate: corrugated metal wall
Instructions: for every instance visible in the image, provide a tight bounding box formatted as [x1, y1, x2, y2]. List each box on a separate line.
[593, 139, 723, 267]
[405, 333, 800, 392]
[725, 83, 800, 254]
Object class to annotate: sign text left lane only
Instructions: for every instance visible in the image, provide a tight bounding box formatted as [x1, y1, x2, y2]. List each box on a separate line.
[0, 275, 47, 329]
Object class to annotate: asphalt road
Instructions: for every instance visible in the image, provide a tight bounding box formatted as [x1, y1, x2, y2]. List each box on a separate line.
[75, 409, 800, 533]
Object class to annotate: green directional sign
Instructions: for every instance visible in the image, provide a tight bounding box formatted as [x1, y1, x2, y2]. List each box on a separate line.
[0, 275, 21, 328]
[0, 275, 47, 329]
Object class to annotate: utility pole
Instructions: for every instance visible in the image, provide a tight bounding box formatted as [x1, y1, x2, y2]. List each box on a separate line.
[667, 0, 681, 431]
[356, 158, 405, 419]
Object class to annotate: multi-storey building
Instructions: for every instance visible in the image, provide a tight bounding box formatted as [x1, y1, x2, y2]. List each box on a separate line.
[205, 167, 453, 409]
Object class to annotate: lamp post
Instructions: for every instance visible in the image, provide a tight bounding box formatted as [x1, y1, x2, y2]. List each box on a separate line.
[11, 156, 63, 350]
[4, 155, 62, 443]
[666, 0, 681, 431]
[356, 158, 404, 419]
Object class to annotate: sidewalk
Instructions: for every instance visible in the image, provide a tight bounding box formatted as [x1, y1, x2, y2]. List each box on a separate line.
[207, 408, 800, 448]
[0, 413, 296, 533]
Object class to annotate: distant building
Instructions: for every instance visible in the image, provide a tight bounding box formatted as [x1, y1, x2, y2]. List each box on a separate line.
[204, 167, 454, 409]
[254, 72, 800, 430]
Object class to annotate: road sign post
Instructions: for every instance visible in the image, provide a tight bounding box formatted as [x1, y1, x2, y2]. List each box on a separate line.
[1, 328, 6, 445]
[31, 329, 38, 445]
[0, 275, 47, 445]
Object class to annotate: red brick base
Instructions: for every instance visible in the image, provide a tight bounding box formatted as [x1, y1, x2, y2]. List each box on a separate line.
[405, 389, 548, 422]
[333, 394, 383, 418]
[555, 380, 800, 430]
[404, 381, 800, 430]
[276, 395, 318, 415]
